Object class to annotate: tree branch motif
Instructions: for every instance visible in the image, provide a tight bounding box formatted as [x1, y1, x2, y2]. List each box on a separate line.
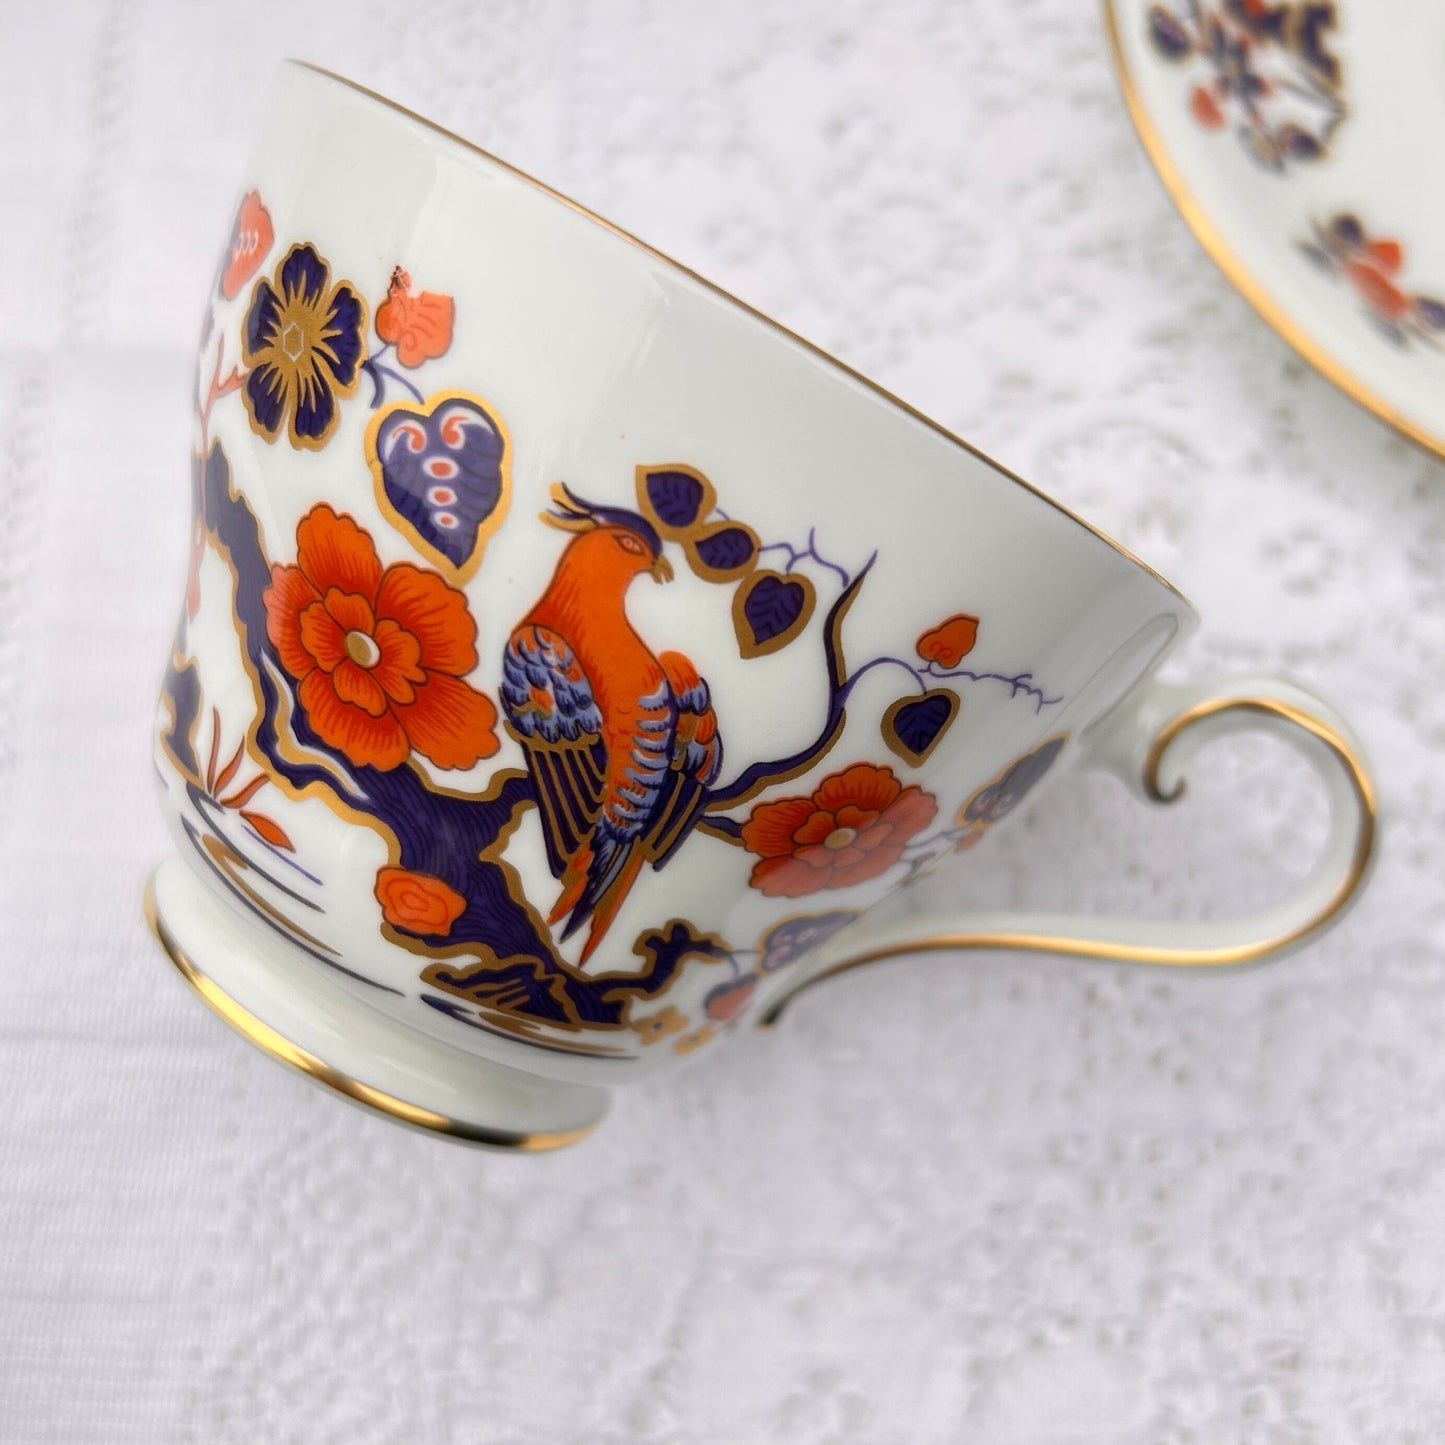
[172, 426, 1072, 1040]
[704, 559, 872, 811]
[171, 444, 895, 1033]
[174, 210, 1064, 1040]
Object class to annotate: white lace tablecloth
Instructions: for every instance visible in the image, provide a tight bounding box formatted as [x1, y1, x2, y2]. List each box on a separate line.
[4, 2, 1443, 1441]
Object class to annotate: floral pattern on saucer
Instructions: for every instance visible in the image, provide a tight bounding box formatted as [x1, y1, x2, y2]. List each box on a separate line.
[1299, 214, 1445, 348]
[1146, 0, 1345, 171]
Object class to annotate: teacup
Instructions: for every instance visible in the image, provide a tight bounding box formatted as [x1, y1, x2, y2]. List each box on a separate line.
[148, 62, 1376, 1149]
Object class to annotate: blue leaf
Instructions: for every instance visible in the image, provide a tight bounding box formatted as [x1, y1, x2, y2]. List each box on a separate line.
[369, 393, 509, 577]
[1330, 214, 1365, 250]
[1416, 297, 1445, 329]
[882, 689, 959, 766]
[1147, 6, 1191, 60]
[690, 523, 758, 579]
[734, 570, 815, 657]
[642, 469, 707, 530]
[1281, 125, 1322, 161]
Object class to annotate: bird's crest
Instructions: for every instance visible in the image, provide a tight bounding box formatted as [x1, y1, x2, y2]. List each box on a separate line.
[541, 482, 601, 535]
[542, 482, 665, 560]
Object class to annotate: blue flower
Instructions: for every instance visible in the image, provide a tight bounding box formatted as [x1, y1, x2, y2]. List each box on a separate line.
[960, 735, 1066, 827]
[757, 910, 859, 973]
[241, 243, 366, 450]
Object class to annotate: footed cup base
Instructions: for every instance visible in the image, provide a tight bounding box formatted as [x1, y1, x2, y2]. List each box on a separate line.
[144, 858, 608, 1150]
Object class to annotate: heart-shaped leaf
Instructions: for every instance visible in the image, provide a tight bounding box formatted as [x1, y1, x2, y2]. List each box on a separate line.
[636, 464, 715, 536]
[881, 688, 960, 766]
[916, 613, 979, 668]
[686, 520, 759, 582]
[366, 390, 510, 581]
[732, 569, 816, 658]
[1331, 214, 1365, 250]
[1147, 7, 1192, 61]
[1280, 125, 1323, 161]
[704, 975, 757, 1022]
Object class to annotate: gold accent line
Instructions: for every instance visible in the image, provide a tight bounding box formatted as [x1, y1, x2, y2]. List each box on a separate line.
[759, 695, 1376, 1026]
[143, 875, 596, 1152]
[292, 61, 1193, 610]
[1102, 0, 1445, 465]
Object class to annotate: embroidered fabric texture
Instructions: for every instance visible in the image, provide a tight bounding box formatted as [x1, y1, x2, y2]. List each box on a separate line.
[2, 2, 1443, 1441]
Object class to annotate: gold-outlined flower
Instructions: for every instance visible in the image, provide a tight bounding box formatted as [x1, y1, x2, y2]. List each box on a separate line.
[263, 505, 500, 771]
[375, 867, 468, 937]
[741, 762, 937, 898]
[242, 242, 366, 450]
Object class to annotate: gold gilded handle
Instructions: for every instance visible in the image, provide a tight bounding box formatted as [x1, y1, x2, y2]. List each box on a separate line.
[758, 677, 1377, 1027]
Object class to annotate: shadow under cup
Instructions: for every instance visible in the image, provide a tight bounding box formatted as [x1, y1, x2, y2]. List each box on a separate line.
[148, 62, 1371, 1150]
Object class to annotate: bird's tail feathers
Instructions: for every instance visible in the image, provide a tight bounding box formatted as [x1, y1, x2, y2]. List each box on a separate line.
[575, 850, 646, 965]
[548, 847, 592, 926]
[557, 830, 642, 963]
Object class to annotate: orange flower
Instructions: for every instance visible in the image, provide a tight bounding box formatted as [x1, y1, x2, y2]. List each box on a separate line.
[916, 613, 979, 668]
[1346, 258, 1410, 322]
[375, 266, 454, 368]
[263, 504, 500, 770]
[375, 866, 468, 935]
[740, 761, 937, 898]
[221, 190, 274, 300]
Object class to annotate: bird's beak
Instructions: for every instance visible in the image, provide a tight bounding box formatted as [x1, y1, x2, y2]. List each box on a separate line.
[650, 556, 674, 583]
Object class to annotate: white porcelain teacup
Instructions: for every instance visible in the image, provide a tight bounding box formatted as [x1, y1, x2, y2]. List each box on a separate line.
[148, 62, 1376, 1149]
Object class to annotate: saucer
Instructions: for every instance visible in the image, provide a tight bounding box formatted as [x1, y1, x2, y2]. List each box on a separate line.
[1105, 0, 1445, 460]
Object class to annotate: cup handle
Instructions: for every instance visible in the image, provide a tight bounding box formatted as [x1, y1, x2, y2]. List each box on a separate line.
[757, 675, 1378, 1026]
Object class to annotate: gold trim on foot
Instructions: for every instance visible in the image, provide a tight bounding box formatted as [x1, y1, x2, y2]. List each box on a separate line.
[143, 875, 598, 1152]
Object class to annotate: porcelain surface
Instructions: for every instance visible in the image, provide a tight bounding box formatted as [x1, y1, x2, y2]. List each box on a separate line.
[150, 62, 1370, 1141]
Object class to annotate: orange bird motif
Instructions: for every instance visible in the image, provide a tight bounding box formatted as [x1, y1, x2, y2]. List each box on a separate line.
[501, 484, 723, 962]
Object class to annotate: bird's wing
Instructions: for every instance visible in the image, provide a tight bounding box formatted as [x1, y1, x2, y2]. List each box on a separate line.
[557, 654, 722, 959]
[643, 650, 723, 866]
[554, 671, 677, 952]
[505, 637, 723, 963]
[500, 623, 607, 882]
